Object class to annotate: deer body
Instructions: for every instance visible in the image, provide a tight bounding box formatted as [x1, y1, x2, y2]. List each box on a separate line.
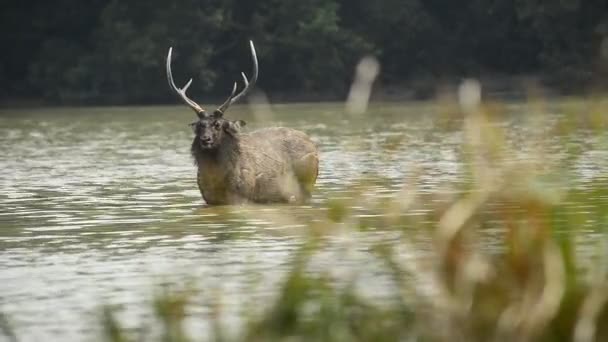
[192, 127, 318, 204]
[167, 41, 319, 205]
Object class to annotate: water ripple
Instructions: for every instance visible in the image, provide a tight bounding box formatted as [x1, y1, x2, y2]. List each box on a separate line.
[0, 104, 606, 340]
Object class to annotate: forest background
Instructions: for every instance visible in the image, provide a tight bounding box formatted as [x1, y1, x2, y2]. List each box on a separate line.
[2, 0, 607, 105]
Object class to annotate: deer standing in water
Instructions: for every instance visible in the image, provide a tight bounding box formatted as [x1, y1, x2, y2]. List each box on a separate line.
[166, 41, 319, 205]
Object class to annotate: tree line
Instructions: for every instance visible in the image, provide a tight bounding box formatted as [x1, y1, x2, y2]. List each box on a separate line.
[1, 0, 607, 104]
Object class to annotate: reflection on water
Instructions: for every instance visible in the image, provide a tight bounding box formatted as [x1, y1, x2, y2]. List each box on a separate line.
[0, 102, 606, 340]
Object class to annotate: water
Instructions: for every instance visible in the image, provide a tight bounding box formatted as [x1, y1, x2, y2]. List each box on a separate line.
[0, 101, 606, 340]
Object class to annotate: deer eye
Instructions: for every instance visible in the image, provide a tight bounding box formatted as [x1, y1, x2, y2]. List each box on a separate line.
[213, 122, 221, 130]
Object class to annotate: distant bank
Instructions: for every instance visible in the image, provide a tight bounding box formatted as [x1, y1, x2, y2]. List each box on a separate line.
[1, 74, 605, 109]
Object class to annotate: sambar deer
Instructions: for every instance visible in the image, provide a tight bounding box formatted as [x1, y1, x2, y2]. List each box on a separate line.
[166, 41, 319, 205]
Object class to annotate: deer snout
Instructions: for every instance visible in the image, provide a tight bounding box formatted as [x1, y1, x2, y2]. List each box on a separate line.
[200, 136, 212, 145]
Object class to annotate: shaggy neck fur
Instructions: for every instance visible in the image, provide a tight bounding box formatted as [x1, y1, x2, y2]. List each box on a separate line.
[190, 134, 240, 167]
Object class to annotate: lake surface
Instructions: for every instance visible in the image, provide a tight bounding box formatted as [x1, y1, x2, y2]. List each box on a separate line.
[1, 101, 606, 341]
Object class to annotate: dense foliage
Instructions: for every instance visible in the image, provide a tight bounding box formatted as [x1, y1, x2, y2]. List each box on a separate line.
[1, 0, 607, 104]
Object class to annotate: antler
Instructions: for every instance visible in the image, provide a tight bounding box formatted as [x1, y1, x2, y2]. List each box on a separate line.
[216, 40, 259, 114]
[166, 47, 206, 117]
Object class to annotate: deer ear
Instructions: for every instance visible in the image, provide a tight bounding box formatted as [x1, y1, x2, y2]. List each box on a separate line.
[222, 120, 244, 136]
[212, 110, 223, 119]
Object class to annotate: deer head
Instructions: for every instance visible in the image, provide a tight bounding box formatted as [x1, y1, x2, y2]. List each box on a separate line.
[166, 41, 257, 149]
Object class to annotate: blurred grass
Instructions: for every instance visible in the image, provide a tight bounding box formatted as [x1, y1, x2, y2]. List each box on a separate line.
[0, 312, 17, 342]
[94, 83, 608, 342]
[2, 79, 608, 341]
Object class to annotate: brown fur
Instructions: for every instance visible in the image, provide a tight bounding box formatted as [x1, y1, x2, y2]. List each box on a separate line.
[169, 41, 318, 204]
[191, 126, 318, 205]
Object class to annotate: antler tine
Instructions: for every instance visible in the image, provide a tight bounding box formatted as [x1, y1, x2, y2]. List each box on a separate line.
[166, 47, 206, 115]
[215, 40, 259, 113]
[216, 82, 238, 114]
[240, 72, 249, 88]
[230, 40, 258, 104]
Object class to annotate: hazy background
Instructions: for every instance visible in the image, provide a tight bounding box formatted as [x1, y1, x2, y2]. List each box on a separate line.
[2, 0, 608, 105]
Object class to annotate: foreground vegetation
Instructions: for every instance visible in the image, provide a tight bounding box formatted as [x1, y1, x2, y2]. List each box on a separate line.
[2, 0, 608, 103]
[1, 80, 606, 341]
[91, 87, 608, 341]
